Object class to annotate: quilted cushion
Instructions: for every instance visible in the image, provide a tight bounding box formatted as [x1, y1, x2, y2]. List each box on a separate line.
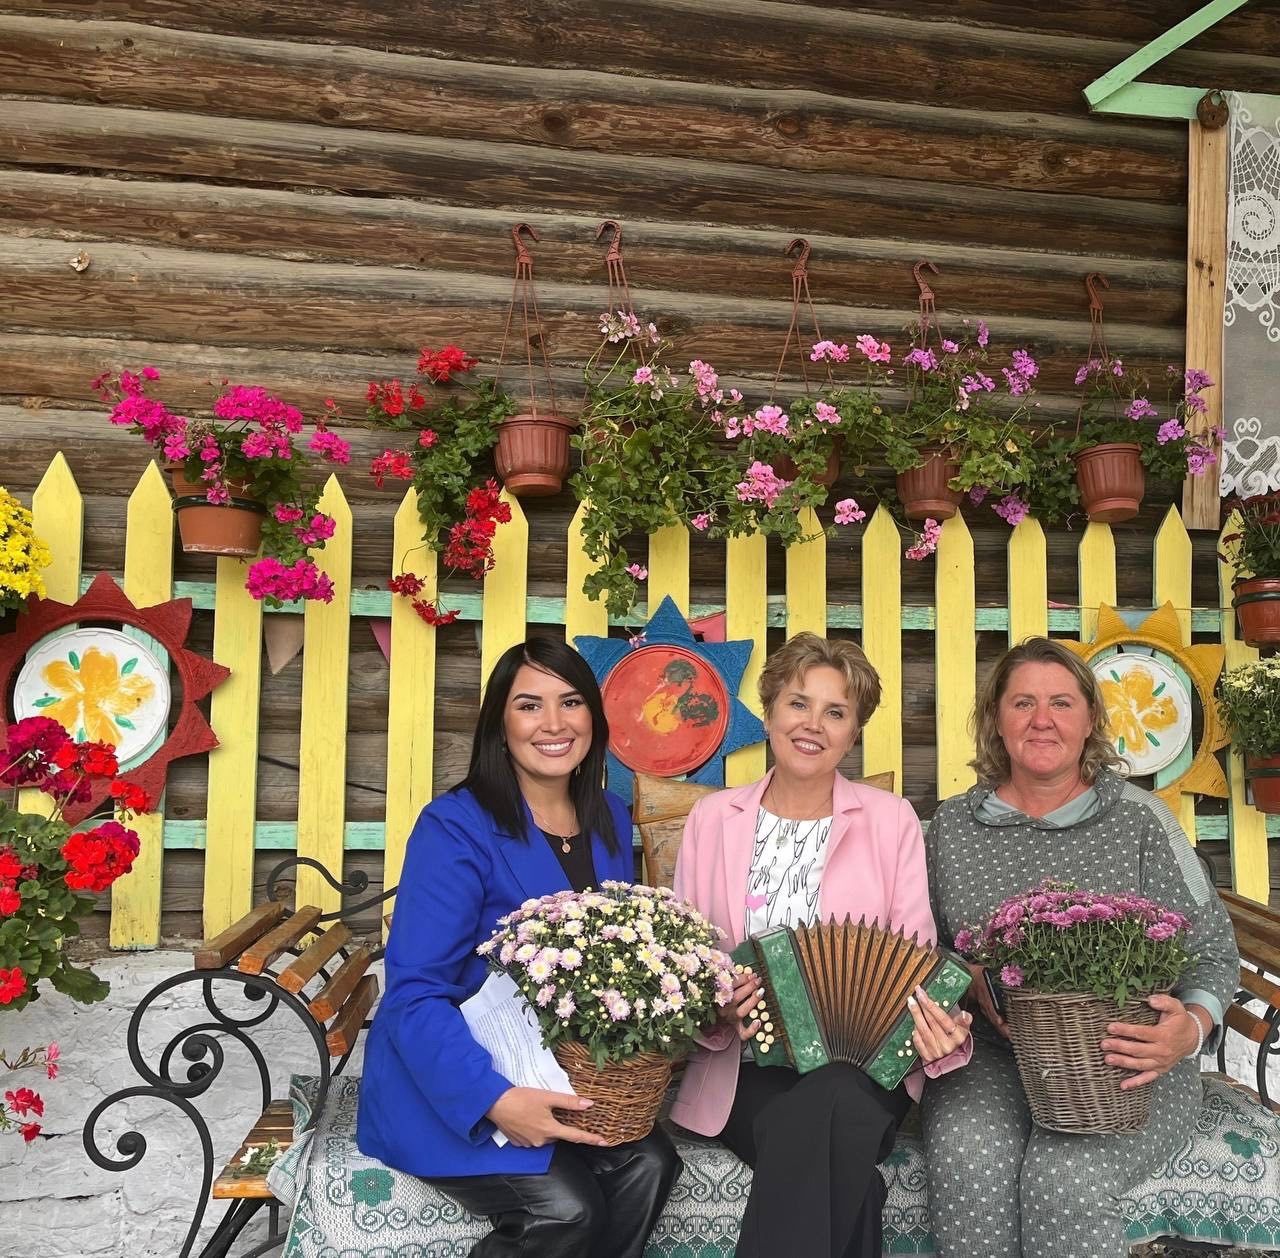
[270, 1073, 1280, 1256]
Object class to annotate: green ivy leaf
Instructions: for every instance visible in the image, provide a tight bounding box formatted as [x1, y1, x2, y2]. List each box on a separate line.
[121, 658, 138, 675]
[68, 651, 80, 670]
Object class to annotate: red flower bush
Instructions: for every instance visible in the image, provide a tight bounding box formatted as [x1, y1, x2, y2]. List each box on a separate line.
[0, 1045, 58, 1142]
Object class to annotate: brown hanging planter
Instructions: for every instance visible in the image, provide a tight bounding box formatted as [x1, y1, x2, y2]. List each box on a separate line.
[1072, 442, 1145, 523]
[495, 411, 579, 496]
[897, 449, 962, 521]
[1245, 752, 1280, 814]
[169, 466, 265, 557]
[774, 438, 842, 488]
[1232, 577, 1280, 648]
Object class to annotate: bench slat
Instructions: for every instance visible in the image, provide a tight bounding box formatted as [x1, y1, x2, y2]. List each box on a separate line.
[238, 905, 324, 976]
[278, 922, 352, 994]
[1225, 1001, 1272, 1045]
[211, 1099, 294, 1200]
[326, 973, 380, 1057]
[309, 946, 372, 1022]
[194, 902, 286, 971]
[1238, 965, 1280, 1010]
[1230, 923, 1280, 980]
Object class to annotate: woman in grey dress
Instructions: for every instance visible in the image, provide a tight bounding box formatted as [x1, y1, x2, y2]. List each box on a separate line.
[922, 637, 1238, 1258]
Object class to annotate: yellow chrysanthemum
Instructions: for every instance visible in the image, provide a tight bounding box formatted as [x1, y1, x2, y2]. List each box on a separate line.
[0, 487, 51, 608]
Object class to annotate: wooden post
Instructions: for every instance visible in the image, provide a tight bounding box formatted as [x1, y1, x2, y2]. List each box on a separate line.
[1182, 118, 1228, 531]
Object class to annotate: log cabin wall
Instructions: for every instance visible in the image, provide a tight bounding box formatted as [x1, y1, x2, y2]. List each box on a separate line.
[2, 2, 1279, 933]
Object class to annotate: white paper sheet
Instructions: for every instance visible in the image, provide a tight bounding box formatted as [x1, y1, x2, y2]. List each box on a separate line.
[460, 971, 576, 1146]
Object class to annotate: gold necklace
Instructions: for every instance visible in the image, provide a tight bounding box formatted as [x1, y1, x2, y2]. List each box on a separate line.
[531, 807, 579, 854]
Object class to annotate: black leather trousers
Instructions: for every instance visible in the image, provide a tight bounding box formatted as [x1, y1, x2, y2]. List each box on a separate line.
[428, 1127, 681, 1258]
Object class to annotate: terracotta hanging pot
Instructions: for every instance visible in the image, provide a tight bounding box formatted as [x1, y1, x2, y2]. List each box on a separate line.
[1072, 443, 1144, 523]
[495, 411, 579, 497]
[168, 466, 266, 557]
[896, 448, 962, 521]
[1232, 577, 1280, 649]
[1245, 753, 1280, 815]
[774, 439, 843, 489]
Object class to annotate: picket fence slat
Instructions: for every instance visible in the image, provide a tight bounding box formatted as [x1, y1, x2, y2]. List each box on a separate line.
[1007, 517, 1048, 645]
[785, 507, 826, 638]
[861, 506, 902, 787]
[382, 489, 437, 926]
[295, 476, 353, 917]
[481, 490, 528, 688]
[1078, 522, 1117, 643]
[648, 521, 690, 614]
[725, 532, 767, 788]
[935, 514, 976, 798]
[1153, 507, 1197, 844]
[111, 462, 173, 949]
[565, 501, 608, 645]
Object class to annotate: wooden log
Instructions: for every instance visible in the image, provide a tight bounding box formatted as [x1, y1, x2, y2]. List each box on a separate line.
[0, 17, 1186, 201]
[0, 101, 1187, 258]
[308, 945, 372, 1021]
[0, 172, 1188, 327]
[236, 904, 324, 975]
[277, 921, 352, 994]
[211, 1099, 294, 1200]
[193, 900, 284, 969]
[324, 972, 379, 1057]
[6, 1, 1279, 109]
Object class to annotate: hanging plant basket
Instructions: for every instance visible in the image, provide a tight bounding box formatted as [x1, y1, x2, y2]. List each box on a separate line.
[775, 438, 842, 489]
[897, 448, 961, 521]
[1232, 577, 1280, 649]
[1072, 443, 1144, 523]
[1246, 753, 1280, 814]
[495, 411, 578, 497]
[551, 1039, 673, 1145]
[1002, 985, 1163, 1134]
[168, 466, 265, 557]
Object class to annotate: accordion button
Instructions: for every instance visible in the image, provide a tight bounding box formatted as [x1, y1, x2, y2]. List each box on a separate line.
[765, 1034, 775, 1045]
[763, 1022, 774, 1033]
[755, 1031, 767, 1042]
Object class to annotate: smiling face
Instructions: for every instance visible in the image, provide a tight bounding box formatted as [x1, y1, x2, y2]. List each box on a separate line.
[764, 664, 861, 788]
[996, 660, 1095, 784]
[502, 663, 594, 792]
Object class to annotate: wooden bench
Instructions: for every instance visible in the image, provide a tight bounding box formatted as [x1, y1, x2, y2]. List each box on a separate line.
[85, 800, 1280, 1258]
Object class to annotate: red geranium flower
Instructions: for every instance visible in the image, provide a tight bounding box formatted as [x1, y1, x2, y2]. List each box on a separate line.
[0, 885, 20, 916]
[4, 1088, 43, 1119]
[19, 1123, 40, 1143]
[0, 968, 27, 1005]
[417, 344, 477, 383]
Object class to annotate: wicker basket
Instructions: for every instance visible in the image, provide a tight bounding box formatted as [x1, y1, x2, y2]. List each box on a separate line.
[552, 1040, 673, 1145]
[1002, 987, 1163, 1134]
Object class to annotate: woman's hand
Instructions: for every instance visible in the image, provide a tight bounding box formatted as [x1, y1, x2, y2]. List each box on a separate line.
[908, 985, 973, 1064]
[965, 961, 1010, 1038]
[722, 966, 766, 1041]
[486, 1087, 610, 1148]
[1102, 995, 1207, 1090]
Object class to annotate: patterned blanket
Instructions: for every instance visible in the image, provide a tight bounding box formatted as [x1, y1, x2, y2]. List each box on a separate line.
[268, 1073, 1280, 1256]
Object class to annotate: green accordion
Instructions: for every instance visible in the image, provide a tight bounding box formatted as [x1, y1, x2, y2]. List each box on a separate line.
[730, 918, 972, 1090]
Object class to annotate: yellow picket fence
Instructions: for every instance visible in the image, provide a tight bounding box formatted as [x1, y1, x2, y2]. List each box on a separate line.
[23, 454, 1275, 949]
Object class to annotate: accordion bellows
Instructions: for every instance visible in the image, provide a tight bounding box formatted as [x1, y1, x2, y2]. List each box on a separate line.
[730, 918, 972, 1090]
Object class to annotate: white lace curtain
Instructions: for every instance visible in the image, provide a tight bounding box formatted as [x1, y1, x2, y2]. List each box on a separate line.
[1222, 92, 1280, 498]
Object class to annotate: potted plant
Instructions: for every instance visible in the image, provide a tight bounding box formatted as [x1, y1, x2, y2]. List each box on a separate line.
[875, 321, 1041, 521]
[478, 880, 734, 1144]
[95, 367, 350, 606]
[1033, 360, 1218, 524]
[1222, 492, 1280, 648]
[956, 879, 1193, 1134]
[0, 716, 151, 1011]
[366, 346, 517, 626]
[1219, 658, 1280, 813]
[570, 314, 733, 617]
[0, 489, 51, 622]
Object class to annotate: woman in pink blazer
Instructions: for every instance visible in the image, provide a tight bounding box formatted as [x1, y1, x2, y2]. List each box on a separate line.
[671, 633, 972, 1258]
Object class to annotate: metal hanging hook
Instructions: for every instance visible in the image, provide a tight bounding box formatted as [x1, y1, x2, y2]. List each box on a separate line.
[913, 259, 939, 303]
[1085, 271, 1109, 317]
[596, 219, 623, 263]
[786, 237, 812, 280]
[511, 222, 538, 268]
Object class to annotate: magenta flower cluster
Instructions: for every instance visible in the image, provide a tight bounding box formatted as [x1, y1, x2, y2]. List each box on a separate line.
[955, 879, 1192, 1003]
[479, 880, 735, 1066]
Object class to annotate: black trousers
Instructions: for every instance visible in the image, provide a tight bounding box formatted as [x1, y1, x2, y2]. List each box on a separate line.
[718, 1061, 911, 1258]
[428, 1127, 681, 1258]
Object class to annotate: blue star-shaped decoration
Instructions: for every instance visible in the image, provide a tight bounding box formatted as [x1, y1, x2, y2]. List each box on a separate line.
[574, 596, 765, 803]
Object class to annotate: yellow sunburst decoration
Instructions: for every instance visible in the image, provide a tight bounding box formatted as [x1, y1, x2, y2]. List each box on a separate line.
[1060, 603, 1229, 812]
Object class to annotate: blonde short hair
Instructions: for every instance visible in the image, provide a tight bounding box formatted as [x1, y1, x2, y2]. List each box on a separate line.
[970, 637, 1125, 787]
[758, 633, 882, 725]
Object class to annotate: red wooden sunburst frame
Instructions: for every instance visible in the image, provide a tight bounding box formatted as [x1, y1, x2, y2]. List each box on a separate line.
[0, 573, 230, 823]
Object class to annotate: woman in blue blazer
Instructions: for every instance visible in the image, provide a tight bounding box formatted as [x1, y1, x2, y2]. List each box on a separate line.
[357, 637, 680, 1256]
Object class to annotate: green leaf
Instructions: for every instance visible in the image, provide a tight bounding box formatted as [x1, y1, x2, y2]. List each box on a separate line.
[49, 961, 110, 1005]
[121, 658, 138, 675]
[32, 697, 56, 708]
[68, 651, 80, 670]
[116, 717, 135, 730]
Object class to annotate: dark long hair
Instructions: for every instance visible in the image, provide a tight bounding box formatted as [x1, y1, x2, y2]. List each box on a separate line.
[456, 637, 618, 854]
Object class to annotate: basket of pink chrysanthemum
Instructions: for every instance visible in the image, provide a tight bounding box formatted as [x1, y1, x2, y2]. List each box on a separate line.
[955, 880, 1194, 1134]
[478, 880, 736, 1145]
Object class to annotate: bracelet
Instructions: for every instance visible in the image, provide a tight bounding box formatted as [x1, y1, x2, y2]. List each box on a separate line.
[1184, 1009, 1207, 1060]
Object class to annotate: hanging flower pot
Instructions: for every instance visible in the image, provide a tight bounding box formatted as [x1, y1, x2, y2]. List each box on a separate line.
[1232, 577, 1280, 649]
[1245, 753, 1280, 814]
[774, 439, 842, 488]
[1072, 443, 1144, 523]
[897, 448, 961, 521]
[168, 466, 265, 557]
[495, 411, 578, 497]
